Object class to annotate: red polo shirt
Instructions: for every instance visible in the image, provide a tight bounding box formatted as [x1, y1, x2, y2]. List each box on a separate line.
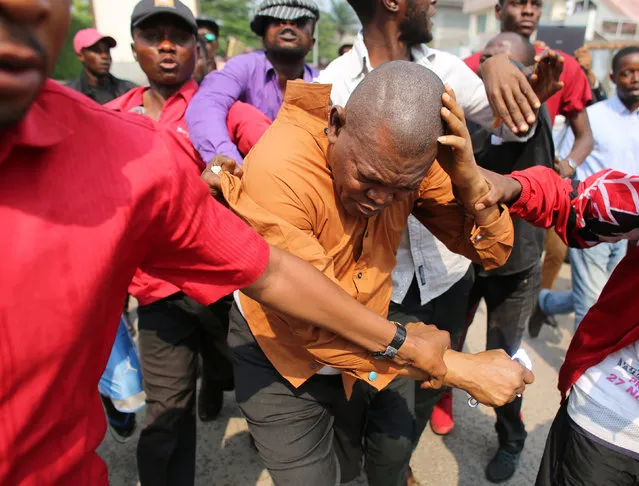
[108, 80, 202, 306]
[464, 47, 592, 124]
[108, 80, 272, 306]
[0, 80, 270, 485]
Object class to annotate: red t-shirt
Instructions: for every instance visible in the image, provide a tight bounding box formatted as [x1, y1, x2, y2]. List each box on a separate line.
[464, 47, 592, 124]
[0, 80, 270, 485]
[107, 81, 272, 306]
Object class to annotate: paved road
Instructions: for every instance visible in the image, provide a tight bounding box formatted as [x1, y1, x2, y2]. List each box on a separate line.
[99, 265, 573, 486]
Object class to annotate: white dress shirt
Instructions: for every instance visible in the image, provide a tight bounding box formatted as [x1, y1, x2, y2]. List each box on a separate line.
[317, 34, 528, 305]
[558, 95, 639, 179]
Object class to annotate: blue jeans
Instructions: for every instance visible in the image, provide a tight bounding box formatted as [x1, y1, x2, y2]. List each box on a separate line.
[539, 241, 627, 329]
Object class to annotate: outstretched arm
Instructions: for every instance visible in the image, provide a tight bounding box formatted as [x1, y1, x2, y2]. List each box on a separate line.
[186, 56, 251, 164]
[474, 166, 639, 247]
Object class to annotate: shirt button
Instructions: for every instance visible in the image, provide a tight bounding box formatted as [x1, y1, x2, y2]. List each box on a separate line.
[475, 235, 483, 242]
[357, 272, 363, 279]
[368, 371, 378, 381]
[310, 363, 317, 370]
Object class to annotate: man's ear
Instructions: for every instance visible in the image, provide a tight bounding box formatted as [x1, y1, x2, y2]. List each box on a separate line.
[381, 0, 400, 14]
[131, 43, 138, 62]
[495, 2, 502, 21]
[76, 50, 84, 63]
[327, 106, 346, 143]
[609, 72, 616, 85]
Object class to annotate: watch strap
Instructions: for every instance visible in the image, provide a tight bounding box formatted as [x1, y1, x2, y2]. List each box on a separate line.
[373, 321, 407, 360]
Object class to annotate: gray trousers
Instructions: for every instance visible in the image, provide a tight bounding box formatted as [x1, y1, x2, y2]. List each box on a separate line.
[229, 304, 416, 486]
[387, 266, 475, 446]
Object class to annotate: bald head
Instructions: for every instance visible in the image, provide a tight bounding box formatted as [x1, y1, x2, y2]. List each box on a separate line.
[344, 60, 445, 158]
[482, 32, 535, 67]
[326, 60, 447, 219]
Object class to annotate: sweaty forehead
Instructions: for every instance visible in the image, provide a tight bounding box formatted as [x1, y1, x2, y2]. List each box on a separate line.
[353, 126, 436, 190]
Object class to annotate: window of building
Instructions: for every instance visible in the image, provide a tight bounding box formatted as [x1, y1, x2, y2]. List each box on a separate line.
[621, 23, 637, 36]
[477, 13, 487, 34]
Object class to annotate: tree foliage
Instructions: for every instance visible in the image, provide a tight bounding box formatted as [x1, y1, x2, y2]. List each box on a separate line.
[52, 0, 93, 81]
[328, 0, 358, 40]
[199, 0, 262, 54]
[315, 1, 359, 62]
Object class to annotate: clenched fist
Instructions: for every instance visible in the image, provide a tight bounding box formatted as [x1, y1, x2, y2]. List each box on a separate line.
[201, 154, 243, 201]
[443, 349, 535, 407]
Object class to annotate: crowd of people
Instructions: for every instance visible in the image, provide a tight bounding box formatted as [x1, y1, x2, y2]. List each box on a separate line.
[1, 0, 638, 485]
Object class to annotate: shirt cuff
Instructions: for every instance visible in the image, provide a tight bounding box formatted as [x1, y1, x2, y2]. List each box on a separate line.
[469, 203, 511, 250]
[506, 174, 533, 218]
[468, 204, 513, 270]
[350, 369, 398, 391]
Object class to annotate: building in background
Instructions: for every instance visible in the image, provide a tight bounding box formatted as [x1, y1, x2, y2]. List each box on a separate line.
[91, 0, 199, 84]
[464, 0, 639, 50]
[431, 0, 472, 57]
[463, 0, 639, 92]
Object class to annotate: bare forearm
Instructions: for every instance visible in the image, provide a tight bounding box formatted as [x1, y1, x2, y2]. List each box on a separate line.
[242, 246, 397, 356]
[566, 112, 594, 165]
[455, 177, 501, 226]
[441, 350, 473, 389]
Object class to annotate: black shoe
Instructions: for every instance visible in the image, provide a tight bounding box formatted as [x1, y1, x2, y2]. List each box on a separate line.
[100, 395, 136, 443]
[545, 313, 559, 329]
[485, 448, 520, 483]
[528, 303, 547, 338]
[198, 382, 223, 422]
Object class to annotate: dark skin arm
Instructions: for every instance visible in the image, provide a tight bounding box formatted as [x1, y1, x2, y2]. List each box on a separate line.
[556, 110, 594, 178]
[243, 246, 534, 406]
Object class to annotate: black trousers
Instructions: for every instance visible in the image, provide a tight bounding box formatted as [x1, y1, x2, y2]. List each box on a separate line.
[536, 402, 639, 485]
[387, 265, 475, 445]
[229, 304, 415, 486]
[466, 262, 541, 454]
[136, 292, 234, 486]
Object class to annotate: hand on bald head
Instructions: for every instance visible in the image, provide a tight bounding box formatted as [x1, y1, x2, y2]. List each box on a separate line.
[326, 61, 446, 218]
[343, 60, 445, 159]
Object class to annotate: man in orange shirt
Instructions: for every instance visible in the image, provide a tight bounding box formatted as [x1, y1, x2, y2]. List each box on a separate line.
[216, 62, 533, 485]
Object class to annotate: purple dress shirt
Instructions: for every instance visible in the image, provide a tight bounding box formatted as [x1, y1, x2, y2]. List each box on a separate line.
[186, 50, 317, 163]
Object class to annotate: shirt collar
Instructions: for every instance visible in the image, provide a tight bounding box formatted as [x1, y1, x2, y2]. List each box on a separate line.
[610, 94, 639, 116]
[277, 80, 331, 144]
[0, 81, 73, 164]
[349, 33, 437, 80]
[109, 80, 198, 118]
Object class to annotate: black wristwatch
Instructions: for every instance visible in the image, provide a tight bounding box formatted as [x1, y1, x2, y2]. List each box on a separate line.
[373, 321, 407, 360]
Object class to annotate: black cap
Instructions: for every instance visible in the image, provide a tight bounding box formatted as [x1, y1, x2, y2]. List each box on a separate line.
[131, 0, 198, 34]
[196, 15, 220, 36]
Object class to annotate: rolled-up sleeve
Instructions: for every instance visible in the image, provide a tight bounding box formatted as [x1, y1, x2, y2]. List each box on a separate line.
[185, 56, 250, 164]
[412, 162, 514, 270]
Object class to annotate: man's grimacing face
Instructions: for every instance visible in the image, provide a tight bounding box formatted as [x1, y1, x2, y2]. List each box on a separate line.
[0, 0, 71, 129]
[326, 107, 437, 219]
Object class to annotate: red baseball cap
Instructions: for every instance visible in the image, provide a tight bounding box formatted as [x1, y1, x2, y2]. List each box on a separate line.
[73, 28, 117, 54]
